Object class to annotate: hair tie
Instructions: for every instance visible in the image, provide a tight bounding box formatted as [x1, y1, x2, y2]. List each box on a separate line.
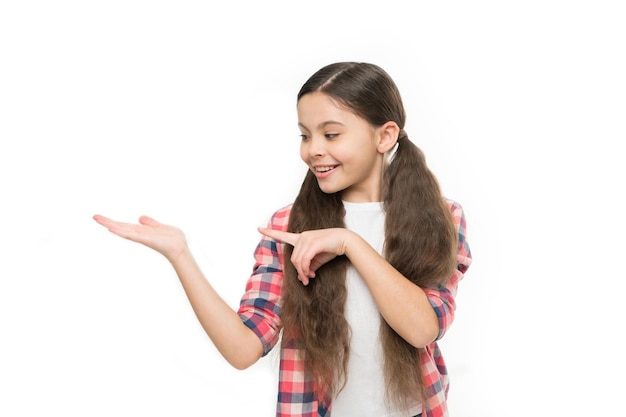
[386, 142, 399, 164]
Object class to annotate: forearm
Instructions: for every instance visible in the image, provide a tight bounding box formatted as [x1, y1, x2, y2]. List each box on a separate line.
[168, 249, 264, 369]
[344, 233, 439, 348]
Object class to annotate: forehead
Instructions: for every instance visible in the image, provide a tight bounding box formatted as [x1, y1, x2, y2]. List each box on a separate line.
[297, 92, 359, 128]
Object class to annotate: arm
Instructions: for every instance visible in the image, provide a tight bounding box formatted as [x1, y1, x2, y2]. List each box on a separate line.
[423, 201, 472, 341]
[92, 214, 263, 370]
[358, 200, 472, 345]
[236, 207, 290, 357]
[168, 248, 264, 369]
[257, 201, 472, 349]
[258, 225, 436, 347]
[344, 233, 440, 348]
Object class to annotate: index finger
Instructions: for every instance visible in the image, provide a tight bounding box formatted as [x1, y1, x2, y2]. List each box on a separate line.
[257, 227, 299, 247]
[93, 215, 141, 238]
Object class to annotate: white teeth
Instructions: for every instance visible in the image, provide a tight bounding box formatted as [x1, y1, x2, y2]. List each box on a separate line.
[315, 166, 333, 172]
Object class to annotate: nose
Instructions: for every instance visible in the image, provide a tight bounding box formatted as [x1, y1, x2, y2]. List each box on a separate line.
[305, 135, 325, 158]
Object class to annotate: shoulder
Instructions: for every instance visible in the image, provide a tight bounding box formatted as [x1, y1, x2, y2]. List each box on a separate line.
[445, 198, 470, 243]
[445, 198, 466, 223]
[267, 204, 293, 231]
[445, 198, 472, 270]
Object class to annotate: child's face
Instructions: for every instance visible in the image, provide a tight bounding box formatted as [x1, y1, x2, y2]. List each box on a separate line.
[297, 92, 386, 202]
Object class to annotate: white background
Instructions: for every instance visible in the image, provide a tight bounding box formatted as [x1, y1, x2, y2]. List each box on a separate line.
[1, 1, 624, 416]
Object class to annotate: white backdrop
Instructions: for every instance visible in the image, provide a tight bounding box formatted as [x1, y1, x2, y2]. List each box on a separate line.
[1, 1, 624, 416]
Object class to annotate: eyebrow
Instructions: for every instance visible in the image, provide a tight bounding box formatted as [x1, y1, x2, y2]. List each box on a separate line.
[298, 120, 345, 131]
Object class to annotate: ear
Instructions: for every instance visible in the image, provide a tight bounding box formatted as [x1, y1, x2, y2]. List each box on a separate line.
[376, 121, 400, 154]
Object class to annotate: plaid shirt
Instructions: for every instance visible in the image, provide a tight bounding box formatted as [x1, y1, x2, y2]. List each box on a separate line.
[237, 200, 472, 417]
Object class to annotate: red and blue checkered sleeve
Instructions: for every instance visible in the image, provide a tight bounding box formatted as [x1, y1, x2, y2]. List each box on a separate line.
[424, 200, 473, 341]
[237, 205, 291, 356]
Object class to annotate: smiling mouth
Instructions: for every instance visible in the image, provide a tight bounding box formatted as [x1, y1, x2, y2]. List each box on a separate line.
[313, 165, 338, 178]
[315, 166, 336, 173]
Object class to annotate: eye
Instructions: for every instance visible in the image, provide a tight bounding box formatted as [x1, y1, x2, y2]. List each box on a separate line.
[325, 133, 338, 139]
[299, 134, 310, 141]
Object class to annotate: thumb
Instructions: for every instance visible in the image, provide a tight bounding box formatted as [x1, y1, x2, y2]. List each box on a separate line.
[138, 215, 160, 227]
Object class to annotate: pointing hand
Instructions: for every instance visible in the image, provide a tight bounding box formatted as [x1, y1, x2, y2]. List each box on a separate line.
[257, 227, 350, 285]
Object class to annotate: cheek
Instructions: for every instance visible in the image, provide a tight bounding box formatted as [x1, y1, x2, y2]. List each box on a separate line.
[330, 144, 356, 165]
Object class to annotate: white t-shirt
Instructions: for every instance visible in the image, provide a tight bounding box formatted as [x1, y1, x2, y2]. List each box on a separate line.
[330, 201, 421, 417]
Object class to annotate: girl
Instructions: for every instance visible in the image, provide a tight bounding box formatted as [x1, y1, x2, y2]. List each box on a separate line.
[93, 62, 472, 417]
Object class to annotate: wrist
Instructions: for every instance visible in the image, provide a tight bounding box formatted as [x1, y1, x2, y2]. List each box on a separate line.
[342, 229, 361, 258]
[166, 244, 192, 267]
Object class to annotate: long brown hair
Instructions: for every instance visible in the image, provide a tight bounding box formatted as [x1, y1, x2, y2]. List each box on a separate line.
[281, 62, 458, 410]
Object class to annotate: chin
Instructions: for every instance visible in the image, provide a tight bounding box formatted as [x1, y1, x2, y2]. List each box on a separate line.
[317, 183, 343, 195]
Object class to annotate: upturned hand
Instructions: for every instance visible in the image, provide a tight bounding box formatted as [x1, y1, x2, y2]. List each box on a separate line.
[93, 214, 188, 262]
